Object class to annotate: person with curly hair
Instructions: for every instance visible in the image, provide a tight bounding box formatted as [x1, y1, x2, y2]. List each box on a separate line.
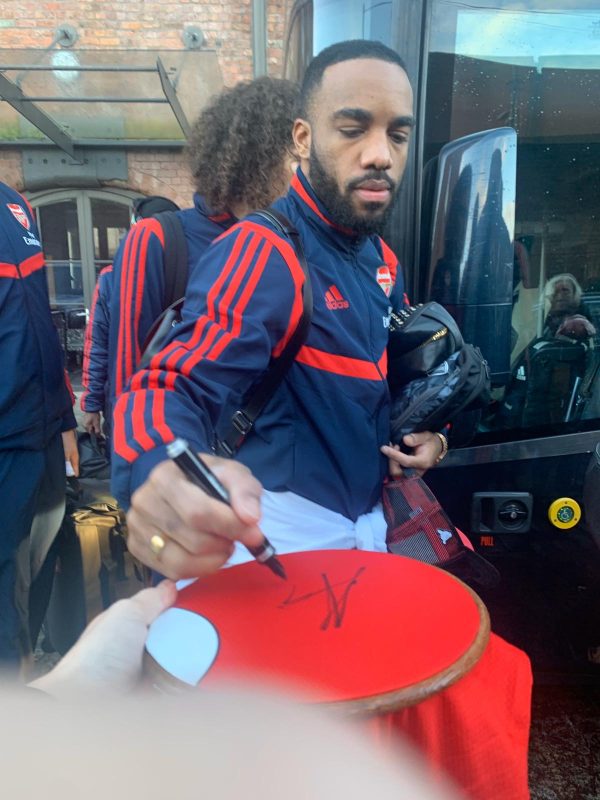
[106, 77, 299, 419]
[188, 77, 299, 217]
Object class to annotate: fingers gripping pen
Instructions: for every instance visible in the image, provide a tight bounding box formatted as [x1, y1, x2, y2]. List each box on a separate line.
[166, 438, 287, 580]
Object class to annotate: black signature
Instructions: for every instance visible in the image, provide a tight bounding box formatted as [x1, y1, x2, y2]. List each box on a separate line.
[278, 567, 366, 630]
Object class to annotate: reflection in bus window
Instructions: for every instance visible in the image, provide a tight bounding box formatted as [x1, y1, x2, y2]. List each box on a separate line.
[284, 0, 313, 83]
[425, 0, 600, 439]
[313, 0, 392, 54]
[496, 273, 596, 429]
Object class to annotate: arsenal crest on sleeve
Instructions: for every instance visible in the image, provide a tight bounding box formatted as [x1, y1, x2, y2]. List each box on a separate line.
[7, 203, 30, 230]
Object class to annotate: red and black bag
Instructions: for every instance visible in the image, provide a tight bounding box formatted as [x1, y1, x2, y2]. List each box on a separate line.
[383, 472, 499, 588]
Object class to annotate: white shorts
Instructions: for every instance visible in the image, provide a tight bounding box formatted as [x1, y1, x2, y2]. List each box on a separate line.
[226, 490, 388, 567]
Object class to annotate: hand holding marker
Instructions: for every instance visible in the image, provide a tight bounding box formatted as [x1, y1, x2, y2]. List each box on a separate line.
[166, 438, 287, 580]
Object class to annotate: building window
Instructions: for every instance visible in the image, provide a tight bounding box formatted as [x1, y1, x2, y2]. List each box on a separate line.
[29, 188, 134, 311]
[28, 188, 134, 367]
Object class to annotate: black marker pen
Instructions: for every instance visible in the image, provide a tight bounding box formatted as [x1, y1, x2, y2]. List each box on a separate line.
[166, 438, 287, 581]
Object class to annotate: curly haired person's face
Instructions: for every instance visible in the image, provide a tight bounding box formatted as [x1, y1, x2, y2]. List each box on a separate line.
[294, 59, 414, 234]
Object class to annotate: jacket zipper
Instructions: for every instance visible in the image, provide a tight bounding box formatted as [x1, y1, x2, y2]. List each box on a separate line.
[350, 242, 387, 383]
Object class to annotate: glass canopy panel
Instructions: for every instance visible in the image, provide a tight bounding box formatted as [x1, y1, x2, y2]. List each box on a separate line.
[0, 49, 223, 143]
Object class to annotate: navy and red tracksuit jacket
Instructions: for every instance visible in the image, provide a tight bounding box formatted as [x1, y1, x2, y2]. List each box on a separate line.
[0, 181, 76, 450]
[111, 168, 404, 521]
[81, 265, 113, 415]
[100, 194, 235, 419]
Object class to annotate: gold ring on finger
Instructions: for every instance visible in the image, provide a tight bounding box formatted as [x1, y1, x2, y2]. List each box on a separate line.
[149, 533, 167, 558]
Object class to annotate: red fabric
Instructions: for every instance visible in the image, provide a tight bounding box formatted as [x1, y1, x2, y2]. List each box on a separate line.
[364, 632, 532, 800]
[154, 550, 532, 800]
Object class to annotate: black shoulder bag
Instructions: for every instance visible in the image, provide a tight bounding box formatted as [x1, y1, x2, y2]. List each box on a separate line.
[214, 209, 313, 457]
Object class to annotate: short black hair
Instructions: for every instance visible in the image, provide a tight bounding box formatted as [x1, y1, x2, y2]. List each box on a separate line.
[300, 39, 408, 118]
[133, 195, 180, 220]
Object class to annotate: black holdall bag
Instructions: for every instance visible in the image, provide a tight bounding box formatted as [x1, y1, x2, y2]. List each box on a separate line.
[77, 431, 111, 480]
[387, 301, 464, 388]
[387, 302, 491, 444]
[390, 344, 491, 444]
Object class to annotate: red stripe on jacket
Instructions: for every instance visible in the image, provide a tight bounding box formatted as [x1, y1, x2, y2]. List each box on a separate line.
[112, 394, 139, 462]
[152, 389, 174, 445]
[296, 345, 387, 380]
[115, 220, 165, 396]
[206, 227, 252, 322]
[156, 316, 212, 384]
[290, 173, 354, 236]
[206, 239, 273, 362]
[240, 221, 306, 358]
[215, 234, 262, 330]
[117, 226, 138, 396]
[133, 221, 163, 366]
[0, 252, 45, 279]
[132, 391, 156, 452]
[378, 237, 398, 285]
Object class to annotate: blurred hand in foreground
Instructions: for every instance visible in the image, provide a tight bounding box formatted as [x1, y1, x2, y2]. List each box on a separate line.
[29, 581, 177, 697]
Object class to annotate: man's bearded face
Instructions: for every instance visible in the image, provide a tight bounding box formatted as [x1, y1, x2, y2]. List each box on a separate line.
[309, 145, 398, 236]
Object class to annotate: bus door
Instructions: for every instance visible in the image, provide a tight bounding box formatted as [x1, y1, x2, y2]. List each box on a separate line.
[418, 0, 600, 673]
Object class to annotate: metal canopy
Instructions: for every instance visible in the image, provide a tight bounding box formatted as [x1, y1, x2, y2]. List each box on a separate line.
[0, 70, 77, 158]
[0, 49, 223, 156]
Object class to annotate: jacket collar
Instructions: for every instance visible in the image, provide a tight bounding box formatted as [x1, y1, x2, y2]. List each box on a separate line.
[194, 193, 236, 227]
[288, 168, 363, 247]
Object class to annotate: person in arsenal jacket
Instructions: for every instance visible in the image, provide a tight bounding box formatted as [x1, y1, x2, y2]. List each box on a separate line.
[0, 180, 77, 668]
[105, 77, 300, 432]
[110, 40, 445, 578]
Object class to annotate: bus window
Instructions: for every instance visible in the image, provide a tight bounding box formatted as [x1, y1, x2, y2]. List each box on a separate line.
[424, 1, 600, 440]
[312, 0, 393, 54]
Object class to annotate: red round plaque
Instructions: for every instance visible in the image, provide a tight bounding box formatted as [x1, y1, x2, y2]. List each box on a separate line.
[145, 550, 489, 711]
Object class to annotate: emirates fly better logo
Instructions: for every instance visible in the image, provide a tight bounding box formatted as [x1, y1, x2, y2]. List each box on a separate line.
[7, 203, 30, 230]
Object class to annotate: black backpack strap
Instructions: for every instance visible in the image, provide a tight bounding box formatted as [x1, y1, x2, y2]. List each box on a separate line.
[153, 211, 188, 309]
[138, 211, 188, 370]
[138, 298, 185, 370]
[215, 209, 313, 458]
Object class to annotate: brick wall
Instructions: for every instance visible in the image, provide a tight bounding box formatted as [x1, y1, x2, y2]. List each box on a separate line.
[0, 0, 294, 85]
[0, 0, 297, 202]
[111, 148, 195, 209]
[0, 149, 24, 191]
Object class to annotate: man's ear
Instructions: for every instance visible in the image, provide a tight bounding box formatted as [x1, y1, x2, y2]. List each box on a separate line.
[292, 118, 312, 160]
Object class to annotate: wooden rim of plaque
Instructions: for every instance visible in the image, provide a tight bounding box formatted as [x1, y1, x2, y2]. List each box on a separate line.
[143, 570, 490, 714]
[320, 574, 490, 717]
